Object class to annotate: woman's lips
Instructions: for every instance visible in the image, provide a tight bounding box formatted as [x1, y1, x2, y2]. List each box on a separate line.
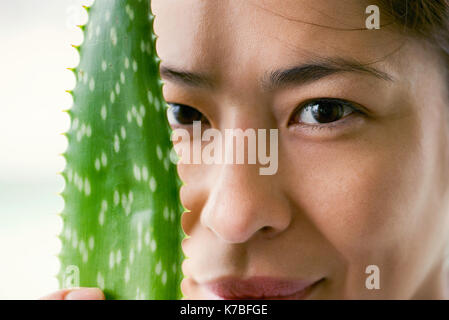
[204, 276, 323, 300]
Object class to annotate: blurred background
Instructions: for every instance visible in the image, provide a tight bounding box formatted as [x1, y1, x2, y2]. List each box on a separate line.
[0, 0, 93, 299]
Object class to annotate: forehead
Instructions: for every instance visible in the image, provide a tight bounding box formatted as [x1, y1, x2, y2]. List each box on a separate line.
[152, 0, 402, 83]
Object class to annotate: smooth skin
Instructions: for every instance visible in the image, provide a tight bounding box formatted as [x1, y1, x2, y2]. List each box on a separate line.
[44, 0, 449, 299]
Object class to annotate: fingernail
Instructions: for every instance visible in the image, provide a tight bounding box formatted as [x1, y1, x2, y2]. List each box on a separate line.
[65, 288, 104, 300]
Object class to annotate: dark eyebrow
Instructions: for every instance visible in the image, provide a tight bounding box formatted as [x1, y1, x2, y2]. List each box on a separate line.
[160, 57, 394, 91]
[262, 57, 394, 90]
[160, 65, 215, 89]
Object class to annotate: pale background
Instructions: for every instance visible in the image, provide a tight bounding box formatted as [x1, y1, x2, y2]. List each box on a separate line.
[0, 0, 94, 299]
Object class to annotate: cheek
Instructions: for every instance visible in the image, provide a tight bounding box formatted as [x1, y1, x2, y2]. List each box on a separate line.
[283, 115, 427, 257]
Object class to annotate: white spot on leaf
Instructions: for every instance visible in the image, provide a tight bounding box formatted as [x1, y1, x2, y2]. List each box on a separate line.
[86, 124, 92, 137]
[89, 78, 95, 91]
[144, 230, 150, 245]
[88, 236, 94, 250]
[72, 118, 79, 130]
[142, 166, 148, 181]
[133, 164, 141, 181]
[124, 266, 130, 283]
[101, 199, 108, 211]
[139, 105, 146, 117]
[136, 114, 143, 127]
[101, 152, 107, 166]
[156, 145, 163, 160]
[149, 176, 157, 192]
[84, 178, 91, 196]
[150, 239, 156, 252]
[99, 210, 105, 226]
[110, 27, 117, 46]
[155, 260, 162, 275]
[109, 251, 115, 269]
[113, 190, 120, 206]
[97, 272, 104, 290]
[129, 248, 135, 264]
[72, 231, 78, 248]
[114, 134, 120, 152]
[101, 105, 107, 120]
[116, 249, 122, 265]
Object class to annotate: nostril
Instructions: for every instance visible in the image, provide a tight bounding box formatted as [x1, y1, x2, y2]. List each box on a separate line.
[261, 226, 272, 233]
[259, 225, 284, 239]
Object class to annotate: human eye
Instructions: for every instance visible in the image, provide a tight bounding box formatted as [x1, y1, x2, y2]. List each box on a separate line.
[288, 98, 363, 131]
[166, 103, 210, 127]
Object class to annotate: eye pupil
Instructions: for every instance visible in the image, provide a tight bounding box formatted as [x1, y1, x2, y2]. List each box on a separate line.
[171, 104, 204, 124]
[310, 100, 344, 123]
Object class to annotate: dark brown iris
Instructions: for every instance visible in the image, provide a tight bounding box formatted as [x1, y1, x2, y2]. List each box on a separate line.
[308, 99, 345, 123]
[170, 104, 204, 124]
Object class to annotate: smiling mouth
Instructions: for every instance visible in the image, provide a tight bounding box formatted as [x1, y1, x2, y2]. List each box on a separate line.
[204, 276, 325, 300]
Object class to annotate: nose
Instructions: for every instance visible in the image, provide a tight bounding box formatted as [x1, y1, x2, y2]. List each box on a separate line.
[201, 162, 292, 244]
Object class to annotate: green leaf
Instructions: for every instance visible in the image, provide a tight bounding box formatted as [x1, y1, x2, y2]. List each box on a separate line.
[57, 0, 185, 300]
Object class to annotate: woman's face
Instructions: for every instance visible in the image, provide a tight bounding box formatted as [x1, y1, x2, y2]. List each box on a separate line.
[152, 0, 449, 299]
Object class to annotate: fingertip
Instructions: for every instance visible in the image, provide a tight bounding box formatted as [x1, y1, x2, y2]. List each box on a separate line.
[65, 287, 105, 300]
[39, 287, 105, 300]
[39, 289, 72, 300]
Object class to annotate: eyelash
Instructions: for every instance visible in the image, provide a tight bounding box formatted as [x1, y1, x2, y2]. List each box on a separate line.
[166, 103, 209, 128]
[288, 98, 363, 132]
[293, 116, 355, 132]
[167, 98, 363, 132]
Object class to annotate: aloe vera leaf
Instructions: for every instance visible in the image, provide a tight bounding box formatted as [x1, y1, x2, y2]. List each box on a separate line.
[57, 0, 185, 300]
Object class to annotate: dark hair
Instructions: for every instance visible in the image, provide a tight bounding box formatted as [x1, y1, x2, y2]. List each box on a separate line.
[378, 0, 449, 69]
